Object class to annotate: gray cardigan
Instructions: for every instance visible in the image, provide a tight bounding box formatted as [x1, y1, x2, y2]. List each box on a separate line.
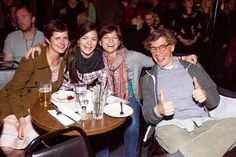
[125, 50, 154, 101]
[141, 60, 220, 141]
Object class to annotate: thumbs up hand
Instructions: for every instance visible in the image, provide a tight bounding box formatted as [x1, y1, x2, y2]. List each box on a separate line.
[192, 77, 206, 103]
[157, 89, 175, 116]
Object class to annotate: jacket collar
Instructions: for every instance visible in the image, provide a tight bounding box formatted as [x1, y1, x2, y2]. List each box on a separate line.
[36, 47, 67, 70]
[37, 47, 50, 69]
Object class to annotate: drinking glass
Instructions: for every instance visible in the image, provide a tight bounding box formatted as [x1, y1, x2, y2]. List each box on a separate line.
[74, 84, 87, 114]
[38, 81, 52, 108]
[92, 82, 108, 119]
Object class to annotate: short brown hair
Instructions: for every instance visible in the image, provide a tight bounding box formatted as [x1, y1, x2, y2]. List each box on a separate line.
[143, 28, 177, 51]
[15, 5, 35, 17]
[43, 20, 68, 40]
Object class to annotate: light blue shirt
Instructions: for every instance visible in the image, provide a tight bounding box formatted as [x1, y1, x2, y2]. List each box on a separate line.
[3, 30, 44, 62]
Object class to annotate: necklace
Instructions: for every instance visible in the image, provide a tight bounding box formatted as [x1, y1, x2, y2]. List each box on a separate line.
[23, 32, 36, 51]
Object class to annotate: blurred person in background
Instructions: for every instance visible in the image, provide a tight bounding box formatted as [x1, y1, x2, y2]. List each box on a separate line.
[95, 0, 124, 28]
[80, 0, 96, 23]
[211, 0, 235, 79]
[59, 0, 85, 39]
[172, 0, 201, 56]
[3, 5, 44, 63]
[197, 0, 214, 69]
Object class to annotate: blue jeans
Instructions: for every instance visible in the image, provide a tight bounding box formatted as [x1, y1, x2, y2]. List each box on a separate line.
[123, 95, 140, 157]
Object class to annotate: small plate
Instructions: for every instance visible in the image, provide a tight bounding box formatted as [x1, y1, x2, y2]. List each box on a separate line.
[51, 91, 75, 103]
[104, 103, 133, 118]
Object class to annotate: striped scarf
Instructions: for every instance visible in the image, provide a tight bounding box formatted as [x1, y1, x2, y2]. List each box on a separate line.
[103, 48, 130, 100]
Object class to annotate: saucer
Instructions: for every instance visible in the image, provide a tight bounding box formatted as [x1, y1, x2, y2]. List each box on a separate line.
[51, 91, 75, 103]
[104, 102, 133, 118]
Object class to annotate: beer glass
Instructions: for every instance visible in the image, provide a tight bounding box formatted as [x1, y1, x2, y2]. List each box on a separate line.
[38, 81, 52, 108]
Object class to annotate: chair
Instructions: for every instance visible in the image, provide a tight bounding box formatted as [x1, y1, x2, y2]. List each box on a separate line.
[140, 87, 236, 157]
[25, 126, 94, 157]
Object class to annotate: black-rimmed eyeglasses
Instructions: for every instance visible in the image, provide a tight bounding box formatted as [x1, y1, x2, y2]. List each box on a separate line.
[149, 43, 170, 53]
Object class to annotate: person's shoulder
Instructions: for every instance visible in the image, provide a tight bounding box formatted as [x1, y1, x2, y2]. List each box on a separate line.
[127, 50, 145, 57]
[127, 50, 151, 61]
[27, 47, 47, 63]
[36, 30, 44, 36]
[6, 30, 21, 39]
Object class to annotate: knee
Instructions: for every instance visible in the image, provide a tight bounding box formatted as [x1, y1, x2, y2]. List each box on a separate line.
[1, 146, 15, 156]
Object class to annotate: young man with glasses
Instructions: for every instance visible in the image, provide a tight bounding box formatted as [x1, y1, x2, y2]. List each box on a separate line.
[141, 28, 236, 157]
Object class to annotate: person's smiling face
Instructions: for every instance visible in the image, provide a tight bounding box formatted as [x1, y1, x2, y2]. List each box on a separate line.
[77, 30, 98, 58]
[47, 31, 69, 54]
[150, 36, 175, 68]
[99, 31, 120, 54]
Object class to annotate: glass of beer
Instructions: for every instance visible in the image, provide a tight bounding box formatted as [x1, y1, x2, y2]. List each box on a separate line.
[38, 81, 52, 108]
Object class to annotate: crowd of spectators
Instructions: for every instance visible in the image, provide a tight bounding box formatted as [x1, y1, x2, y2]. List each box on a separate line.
[0, 0, 236, 86]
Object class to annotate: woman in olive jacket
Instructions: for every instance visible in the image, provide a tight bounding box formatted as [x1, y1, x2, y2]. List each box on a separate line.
[0, 20, 69, 157]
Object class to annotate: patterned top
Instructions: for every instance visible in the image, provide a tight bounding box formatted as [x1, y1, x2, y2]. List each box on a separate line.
[51, 62, 61, 82]
[60, 68, 107, 90]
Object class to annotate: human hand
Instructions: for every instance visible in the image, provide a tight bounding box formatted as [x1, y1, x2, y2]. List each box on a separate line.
[24, 45, 42, 59]
[182, 54, 198, 65]
[157, 89, 175, 116]
[192, 77, 206, 103]
[17, 117, 27, 140]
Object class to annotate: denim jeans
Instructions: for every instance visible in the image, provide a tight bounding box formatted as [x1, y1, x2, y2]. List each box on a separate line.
[123, 95, 140, 157]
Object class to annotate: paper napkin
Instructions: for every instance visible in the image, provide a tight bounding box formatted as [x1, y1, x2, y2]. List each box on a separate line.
[48, 105, 81, 126]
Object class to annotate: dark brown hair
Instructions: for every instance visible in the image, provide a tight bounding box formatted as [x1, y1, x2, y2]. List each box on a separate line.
[66, 22, 98, 83]
[15, 5, 35, 17]
[43, 20, 68, 40]
[98, 24, 124, 50]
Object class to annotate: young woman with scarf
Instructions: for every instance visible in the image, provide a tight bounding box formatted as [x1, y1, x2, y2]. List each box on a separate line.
[99, 24, 153, 157]
[61, 21, 107, 89]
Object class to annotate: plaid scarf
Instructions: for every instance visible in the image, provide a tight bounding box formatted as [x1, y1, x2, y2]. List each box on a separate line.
[103, 48, 130, 100]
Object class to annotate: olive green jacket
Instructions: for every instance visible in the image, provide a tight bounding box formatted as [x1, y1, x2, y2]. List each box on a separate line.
[0, 47, 66, 120]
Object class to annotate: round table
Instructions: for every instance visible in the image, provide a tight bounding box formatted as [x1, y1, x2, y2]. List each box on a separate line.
[30, 102, 126, 136]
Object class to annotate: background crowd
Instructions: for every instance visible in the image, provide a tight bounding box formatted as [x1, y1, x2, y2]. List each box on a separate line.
[1, 0, 236, 91]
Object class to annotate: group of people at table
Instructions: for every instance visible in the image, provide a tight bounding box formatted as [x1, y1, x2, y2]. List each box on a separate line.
[0, 16, 236, 157]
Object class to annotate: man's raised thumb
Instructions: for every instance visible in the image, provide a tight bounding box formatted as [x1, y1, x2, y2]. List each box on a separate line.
[160, 89, 165, 102]
[193, 77, 201, 89]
